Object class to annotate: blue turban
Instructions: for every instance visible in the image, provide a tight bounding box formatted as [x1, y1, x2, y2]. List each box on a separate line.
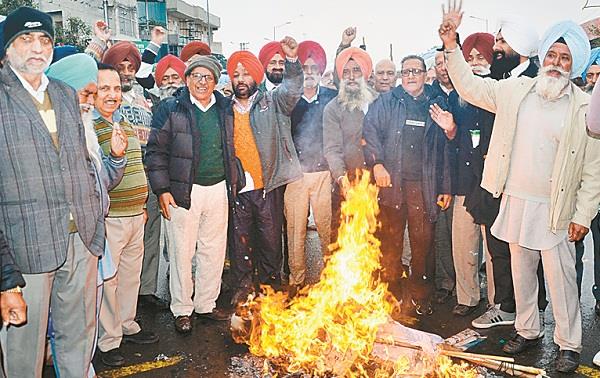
[582, 47, 600, 81]
[538, 21, 591, 79]
[46, 53, 98, 91]
[52, 45, 79, 64]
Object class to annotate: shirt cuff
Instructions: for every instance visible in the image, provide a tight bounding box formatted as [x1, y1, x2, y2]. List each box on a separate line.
[146, 41, 161, 55]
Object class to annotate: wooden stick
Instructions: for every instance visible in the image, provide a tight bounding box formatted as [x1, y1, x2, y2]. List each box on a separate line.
[442, 350, 515, 363]
[457, 357, 541, 378]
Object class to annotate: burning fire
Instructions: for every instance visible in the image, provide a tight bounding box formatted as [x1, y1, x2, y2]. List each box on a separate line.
[233, 171, 478, 377]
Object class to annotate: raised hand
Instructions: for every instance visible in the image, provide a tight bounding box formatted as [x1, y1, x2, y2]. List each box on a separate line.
[341, 27, 357, 46]
[280, 36, 298, 59]
[439, 0, 463, 49]
[429, 103, 456, 138]
[151, 26, 167, 45]
[94, 20, 111, 43]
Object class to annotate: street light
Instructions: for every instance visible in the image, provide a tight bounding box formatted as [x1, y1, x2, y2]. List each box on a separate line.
[273, 21, 292, 41]
[469, 15, 489, 33]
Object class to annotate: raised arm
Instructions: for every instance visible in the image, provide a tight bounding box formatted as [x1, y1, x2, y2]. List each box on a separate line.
[272, 36, 304, 117]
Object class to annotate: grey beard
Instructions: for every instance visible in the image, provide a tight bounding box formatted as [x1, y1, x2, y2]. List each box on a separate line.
[536, 66, 570, 101]
[338, 78, 376, 112]
[160, 85, 182, 100]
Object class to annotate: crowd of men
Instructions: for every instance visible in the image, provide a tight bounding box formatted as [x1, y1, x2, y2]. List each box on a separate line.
[1, 0, 600, 375]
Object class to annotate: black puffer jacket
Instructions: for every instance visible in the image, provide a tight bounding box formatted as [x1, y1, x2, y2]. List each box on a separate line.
[145, 89, 240, 209]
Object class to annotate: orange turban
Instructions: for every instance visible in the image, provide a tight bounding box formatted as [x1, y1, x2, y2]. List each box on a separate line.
[180, 41, 211, 62]
[155, 54, 185, 84]
[102, 41, 141, 72]
[258, 41, 285, 69]
[462, 33, 495, 64]
[298, 41, 327, 73]
[227, 51, 264, 84]
[335, 47, 372, 80]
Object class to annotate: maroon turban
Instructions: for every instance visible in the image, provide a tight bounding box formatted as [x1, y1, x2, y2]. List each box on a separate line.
[102, 41, 141, 72]
[180, 41, 211, 63]
[227, 51, 264, 84]
[462, 33, 495, 64]
[155, 54, 185, 84]
[258, 41, 285, 69]
[298, 41, 327, 73]
[335, 47, 372, 80]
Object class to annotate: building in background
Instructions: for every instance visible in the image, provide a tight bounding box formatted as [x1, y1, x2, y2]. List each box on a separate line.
[164, 0, 221, 55]
[38, 0, 140, 41]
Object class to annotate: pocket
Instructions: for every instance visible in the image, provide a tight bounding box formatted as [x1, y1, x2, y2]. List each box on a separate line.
[235, 157, 246, 190]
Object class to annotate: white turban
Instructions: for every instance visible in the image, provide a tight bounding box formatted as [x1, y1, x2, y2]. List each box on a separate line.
[538, 20, 591, 79]
[497, 17, 539, 57]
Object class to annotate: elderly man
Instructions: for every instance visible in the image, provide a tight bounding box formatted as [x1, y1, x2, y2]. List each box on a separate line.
[432, 51, 454, 98]
[94, 64, 158, 366]
[374, 58, 398, 93]
[0, 7, 107, 377]
[582, 48, 600, 94]
[490, 17, 539, 80]
[363, 54, 452, 316]
[285, 41, 337, 292]
[323, 47, 375, 242]
[154, 54, 186, 100]
[442, 33, 495, 317]
[146, 57, 238, 333]
[227, 38, 303, 305]
[441, 3, 600, 372]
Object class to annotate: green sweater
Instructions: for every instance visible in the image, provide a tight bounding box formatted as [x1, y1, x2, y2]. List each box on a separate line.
[95, 116, 148, 217]
[194, 106, 226, 186]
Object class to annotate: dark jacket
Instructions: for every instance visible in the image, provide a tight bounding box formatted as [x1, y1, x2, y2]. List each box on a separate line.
[145, 89, 239, 210]
[239, 59, 304, 192]
[291, 86, 338, 173]
[0, 68, 105, 274]
[431, 79, 453, 100]
[447, 91, 495, 196]
[0, 229, 25, 291]
[363, 84, 451, 222]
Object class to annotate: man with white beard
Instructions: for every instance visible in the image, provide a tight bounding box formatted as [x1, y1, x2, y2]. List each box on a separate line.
[285, 41, 337, 293]
[323, 47, 376, 238]
[440, 1, 600, 372]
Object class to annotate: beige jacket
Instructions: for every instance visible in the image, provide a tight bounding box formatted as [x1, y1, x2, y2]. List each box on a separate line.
[446, 48, 600, 232]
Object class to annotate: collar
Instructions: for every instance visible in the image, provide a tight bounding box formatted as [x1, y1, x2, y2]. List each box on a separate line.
[233, 91, 259, 114]
[511, 60, 530, 78]
[10, 65, 49, 103]
[439, 83, 453, 96]
[265, 79, 278, 91]
[302, 86, 320, 103]
[190, 93, 216, 112]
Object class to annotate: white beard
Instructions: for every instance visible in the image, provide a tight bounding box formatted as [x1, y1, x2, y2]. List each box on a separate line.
[471, 64, 491, 76]
[338, 77, 376, 112]
[535, 65, 570, 102]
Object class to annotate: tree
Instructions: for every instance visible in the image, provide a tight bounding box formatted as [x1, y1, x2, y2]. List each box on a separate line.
[0, 0, 36, 16]
[55, 17, 92, 52]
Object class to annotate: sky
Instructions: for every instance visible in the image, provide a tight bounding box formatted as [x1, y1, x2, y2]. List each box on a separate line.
[187, 0, 600, 70]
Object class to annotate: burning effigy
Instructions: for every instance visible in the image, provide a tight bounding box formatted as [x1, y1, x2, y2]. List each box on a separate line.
[231, 171, 546, 378]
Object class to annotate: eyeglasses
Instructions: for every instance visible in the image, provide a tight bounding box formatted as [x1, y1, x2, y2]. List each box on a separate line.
[400, 68, 425, 77]
[189, 73, 215, 83]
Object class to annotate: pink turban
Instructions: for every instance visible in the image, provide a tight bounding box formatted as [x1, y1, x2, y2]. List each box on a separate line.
[259, 41, 285, 69]
[227, 51, 265, 84]
[298, 41, 327, 73]
[155, 55, 186, 84]
[102, 41, 141, 72]
[335, 47, 372, 80]
[462, 33, 495, 64]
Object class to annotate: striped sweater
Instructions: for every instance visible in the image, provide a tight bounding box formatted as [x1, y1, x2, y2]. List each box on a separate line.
[94, 116, 148, 217]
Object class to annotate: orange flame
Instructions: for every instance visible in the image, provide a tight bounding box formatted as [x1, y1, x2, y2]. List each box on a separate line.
[234, 171, 478, 377]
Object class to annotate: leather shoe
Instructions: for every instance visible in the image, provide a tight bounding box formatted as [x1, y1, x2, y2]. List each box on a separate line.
[123, 329, 159, 344]
[434, 289, 452, 304]
[556, 350, 580, 373]
[195, 308, 231, 321]
[174, 315, 192, 333]
[100, 348, 125, 367]
[502, 334, 541, 355]
[452, 304, 478, 316]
